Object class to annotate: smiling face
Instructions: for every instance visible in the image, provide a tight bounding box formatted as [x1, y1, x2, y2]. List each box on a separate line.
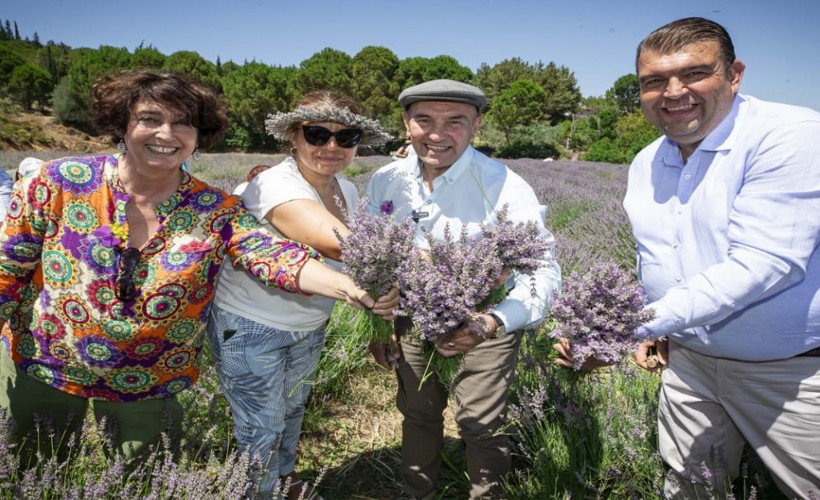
[403, 101, 482, 176]
[123, 100, 198, 172]
[289, 121, 358, 180]
[638, 40, 744, 159]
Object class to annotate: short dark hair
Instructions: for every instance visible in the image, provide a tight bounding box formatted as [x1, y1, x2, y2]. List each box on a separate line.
[636, 17, 736, 75]
[91, 69, 229, 149]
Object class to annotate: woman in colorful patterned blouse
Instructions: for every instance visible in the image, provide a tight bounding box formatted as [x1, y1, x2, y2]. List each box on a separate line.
[0, 69, 391, 459]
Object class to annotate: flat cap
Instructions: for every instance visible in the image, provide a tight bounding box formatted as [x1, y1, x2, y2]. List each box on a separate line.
[398, 79, 488, 112]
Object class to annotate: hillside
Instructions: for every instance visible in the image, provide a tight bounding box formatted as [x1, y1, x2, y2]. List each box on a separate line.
[0, 107, 109, 153]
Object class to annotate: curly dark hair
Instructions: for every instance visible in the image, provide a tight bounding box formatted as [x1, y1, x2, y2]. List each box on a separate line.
[91, 69, 229, 149]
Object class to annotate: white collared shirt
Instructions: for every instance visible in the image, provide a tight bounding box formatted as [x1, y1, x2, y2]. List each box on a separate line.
[624, 94, 820, 360]
[367, 146, 561, 332]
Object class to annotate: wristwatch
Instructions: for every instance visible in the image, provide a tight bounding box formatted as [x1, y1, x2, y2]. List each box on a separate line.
[488, 312, 508, 338]
[474, 313, 508, 340]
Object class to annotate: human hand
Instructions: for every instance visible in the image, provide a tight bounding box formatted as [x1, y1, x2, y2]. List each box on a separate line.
[371, 285, 399, 320]
[435, 316, 486, 357]
[552, 338, 615, 370]
[368, 338, 400, 370]
[342, 280, 375, 310]
[633, 338, 668, 373]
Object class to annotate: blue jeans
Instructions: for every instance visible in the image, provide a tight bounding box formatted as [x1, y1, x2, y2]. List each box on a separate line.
[207, 307, 325, 497]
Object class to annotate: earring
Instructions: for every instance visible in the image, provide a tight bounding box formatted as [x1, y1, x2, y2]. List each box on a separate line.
[192, 148, 201, 161]
[290, 147, 298, 157]
[117, 140, 127, 154]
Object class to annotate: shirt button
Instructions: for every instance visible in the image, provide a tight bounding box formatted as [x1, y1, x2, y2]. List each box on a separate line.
[675, 275, 683, 282]
[684, 174, 692, 180]
[426, 200, 432, 204]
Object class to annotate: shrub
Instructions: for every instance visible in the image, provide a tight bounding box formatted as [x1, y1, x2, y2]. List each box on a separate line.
[495, 140, 560, 160]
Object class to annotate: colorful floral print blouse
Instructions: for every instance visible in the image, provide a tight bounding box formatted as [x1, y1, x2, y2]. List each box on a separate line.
[0, 155, 318, 402]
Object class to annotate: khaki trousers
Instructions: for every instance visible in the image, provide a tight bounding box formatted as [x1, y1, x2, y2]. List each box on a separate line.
[0, 347, 183, 459]
[660, 342, 820, 499]
[395, 318, 521, 500]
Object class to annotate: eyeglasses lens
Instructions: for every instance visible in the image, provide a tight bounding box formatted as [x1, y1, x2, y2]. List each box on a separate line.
[302, 125, 363, 148]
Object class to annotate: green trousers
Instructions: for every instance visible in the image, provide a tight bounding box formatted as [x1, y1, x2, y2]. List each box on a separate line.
[0, 347, 183, 459]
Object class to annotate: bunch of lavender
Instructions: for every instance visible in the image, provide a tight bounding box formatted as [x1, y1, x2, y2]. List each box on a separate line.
[400, 225, 502, 342]
[549, 260, 655, 369]
[399, 225, 501, 386]
[336, 198, 416, 343]
[480, 204, 549, 276]
[399, 212, 552, 387]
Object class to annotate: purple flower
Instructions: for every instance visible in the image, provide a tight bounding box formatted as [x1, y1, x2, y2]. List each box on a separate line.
[91, 226, 122, 248]
[379, 200, 394, 215]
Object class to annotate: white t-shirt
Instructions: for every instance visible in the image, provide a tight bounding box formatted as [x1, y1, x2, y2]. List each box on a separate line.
[213, 157, 359, 331]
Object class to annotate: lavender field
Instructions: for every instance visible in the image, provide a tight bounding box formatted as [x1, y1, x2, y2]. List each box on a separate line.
[0, 152, 779, 499]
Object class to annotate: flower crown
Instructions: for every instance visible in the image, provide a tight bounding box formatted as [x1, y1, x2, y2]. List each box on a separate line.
[264, 106, 392, 147]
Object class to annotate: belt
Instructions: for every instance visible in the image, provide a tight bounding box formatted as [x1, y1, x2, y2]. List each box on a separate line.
[796, 346, 820, 357]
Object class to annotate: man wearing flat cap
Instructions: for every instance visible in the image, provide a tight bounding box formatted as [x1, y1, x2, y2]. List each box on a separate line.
[367, 79, 561, 499]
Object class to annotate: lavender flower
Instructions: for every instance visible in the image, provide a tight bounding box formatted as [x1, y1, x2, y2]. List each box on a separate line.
[549, 261, 655, 369]
[480, 204, 550, 276]
[336, 198, 416, 342]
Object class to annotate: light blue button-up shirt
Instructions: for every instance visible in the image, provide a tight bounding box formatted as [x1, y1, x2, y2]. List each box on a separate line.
[624, 94, 820, 360]
[367, 146, 562, 333]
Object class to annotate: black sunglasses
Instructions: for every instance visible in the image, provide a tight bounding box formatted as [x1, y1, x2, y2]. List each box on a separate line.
[115, 247, 141, 302]
[302, 125, 363, 148]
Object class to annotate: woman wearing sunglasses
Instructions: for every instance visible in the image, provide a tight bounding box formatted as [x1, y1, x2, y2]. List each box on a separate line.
[208, 90, 392, 500]
[0, 71, 395, 466]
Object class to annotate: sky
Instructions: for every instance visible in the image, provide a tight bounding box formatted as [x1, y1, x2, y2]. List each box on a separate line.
[5, 0, 820, 111]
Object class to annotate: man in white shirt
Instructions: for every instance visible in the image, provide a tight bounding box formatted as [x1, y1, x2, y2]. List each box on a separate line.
[367, 79, 561, 499]
[625, 18, 820, 498]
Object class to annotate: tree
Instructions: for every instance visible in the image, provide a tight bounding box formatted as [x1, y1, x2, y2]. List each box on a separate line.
[395, 55, 473, 89]
[473, 57, 534, 102]
[163, 50, 220, 91]
[488, 79, 546, 144]
[606, 74, 640, 115]
[537, 62, 582, 124]
[0, 44, 26, 91]
[221, 62, 297, 150]
[296, 47, 353, 96]
[472, 58, 581, 125]
[584, 112, 659, 164]
[350, 46, 401, 130]
[55, 46, 132, 127]
[132, 46, 166, 69]
[8, 63, 53, 110]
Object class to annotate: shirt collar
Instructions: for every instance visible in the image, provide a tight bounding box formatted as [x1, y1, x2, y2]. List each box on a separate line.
[660, 94, 743, 166]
